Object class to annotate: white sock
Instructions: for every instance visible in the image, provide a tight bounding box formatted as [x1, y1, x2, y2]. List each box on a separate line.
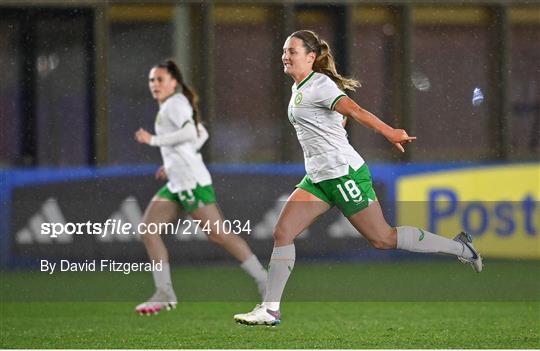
[263, 244, 295, 311]
[152, 261, 174, 292]
[240, 254, 267, 284]
[396, 226, 473, 258]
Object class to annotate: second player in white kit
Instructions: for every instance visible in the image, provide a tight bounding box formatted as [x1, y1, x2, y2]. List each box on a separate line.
[134, 60, 267, 315]
[151, 92, 212, 194]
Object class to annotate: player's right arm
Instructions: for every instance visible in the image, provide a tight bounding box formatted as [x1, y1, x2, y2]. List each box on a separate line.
[151, 122, 208, 148]
[136, 98, 204, 147]
[149, 123, 198, 147]
[334, 96, 416, 153]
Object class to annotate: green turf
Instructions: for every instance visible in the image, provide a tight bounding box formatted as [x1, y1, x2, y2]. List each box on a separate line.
[1, 302, 538, 348]
[1, 260, 539, 348]
[1, 260, 539, 301]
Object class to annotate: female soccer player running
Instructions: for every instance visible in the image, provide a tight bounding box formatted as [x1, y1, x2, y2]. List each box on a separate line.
[234, 30, 482, 326]
[134, 60, 267, 315]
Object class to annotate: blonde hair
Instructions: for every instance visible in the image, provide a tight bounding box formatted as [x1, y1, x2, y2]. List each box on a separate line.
[290, 30, 360, 92]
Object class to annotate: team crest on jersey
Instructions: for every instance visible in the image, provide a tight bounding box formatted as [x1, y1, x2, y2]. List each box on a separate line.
[294, 92, 303, 105]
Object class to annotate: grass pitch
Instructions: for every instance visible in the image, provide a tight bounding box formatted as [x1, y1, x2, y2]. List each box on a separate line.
[1, 260, 539, 349]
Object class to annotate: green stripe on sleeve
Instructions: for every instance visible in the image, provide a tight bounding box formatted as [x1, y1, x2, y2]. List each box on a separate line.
[330, 94, 346, 110]
[180, 120, 192, 128]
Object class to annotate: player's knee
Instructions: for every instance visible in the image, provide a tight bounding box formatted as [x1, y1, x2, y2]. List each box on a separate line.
[369, 229, 396, 250]
[141, 230, 159, 244]
[208, 233, 225, 246]
[273, 226, 292, 244]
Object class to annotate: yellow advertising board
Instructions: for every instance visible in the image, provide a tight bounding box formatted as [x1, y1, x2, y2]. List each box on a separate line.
[397, 164, 539, 259]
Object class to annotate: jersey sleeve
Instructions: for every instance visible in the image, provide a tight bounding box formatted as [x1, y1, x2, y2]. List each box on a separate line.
[150, 96, 197, 147]
[162, 98, 194, 129]
[150, 123, 197, 147]
[313, 76, 347, 111]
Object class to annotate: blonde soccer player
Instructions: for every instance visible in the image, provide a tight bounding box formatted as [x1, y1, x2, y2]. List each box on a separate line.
[134, 59, 267, 315]
[233, 30, 482, 326]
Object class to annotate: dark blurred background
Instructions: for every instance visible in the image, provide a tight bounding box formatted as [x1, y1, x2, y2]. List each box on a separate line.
[1, 1, 538, 168]
[0, 1, 538, 269]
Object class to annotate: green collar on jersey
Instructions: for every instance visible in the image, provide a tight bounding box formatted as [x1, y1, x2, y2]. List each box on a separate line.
[296, 71, 315, 90]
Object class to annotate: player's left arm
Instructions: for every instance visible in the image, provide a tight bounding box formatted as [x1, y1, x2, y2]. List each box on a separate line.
[334, 96, 416, 153]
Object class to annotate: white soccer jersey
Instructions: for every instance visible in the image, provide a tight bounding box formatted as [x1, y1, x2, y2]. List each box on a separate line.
[152, 93, 212, 193]
[288, 71, 364, 183]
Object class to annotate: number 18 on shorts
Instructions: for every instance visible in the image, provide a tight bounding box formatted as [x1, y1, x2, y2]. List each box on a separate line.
[297, 164, 377, 217]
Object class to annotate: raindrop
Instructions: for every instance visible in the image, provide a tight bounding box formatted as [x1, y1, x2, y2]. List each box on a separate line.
[411, 71, 431, 92]
[382, 23, 395, 36]
[472, 87, 484, 106]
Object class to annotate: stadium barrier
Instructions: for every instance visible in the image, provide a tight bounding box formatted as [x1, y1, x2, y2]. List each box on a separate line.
[1, 162, 538, 268]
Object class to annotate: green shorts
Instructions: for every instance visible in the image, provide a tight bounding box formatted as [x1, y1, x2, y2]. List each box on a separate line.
[297, 164, 377, 217]
[156, 184, 217, 213]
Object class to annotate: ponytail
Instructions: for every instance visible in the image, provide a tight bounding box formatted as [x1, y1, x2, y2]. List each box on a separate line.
[290, 30, 360, 92]
[180, 82, 201, 129]
[154, 59, 202, 132]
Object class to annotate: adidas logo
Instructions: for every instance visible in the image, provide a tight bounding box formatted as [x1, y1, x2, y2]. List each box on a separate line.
[252, 194, 310, 239]
[15, 198, 71, 244]
[98, 196, 143, 242]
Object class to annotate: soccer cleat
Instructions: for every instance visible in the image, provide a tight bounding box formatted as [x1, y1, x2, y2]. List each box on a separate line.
[135, 288, 177, 315]
[454, 232, 483, 273]
[234, 304, 281, 326]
